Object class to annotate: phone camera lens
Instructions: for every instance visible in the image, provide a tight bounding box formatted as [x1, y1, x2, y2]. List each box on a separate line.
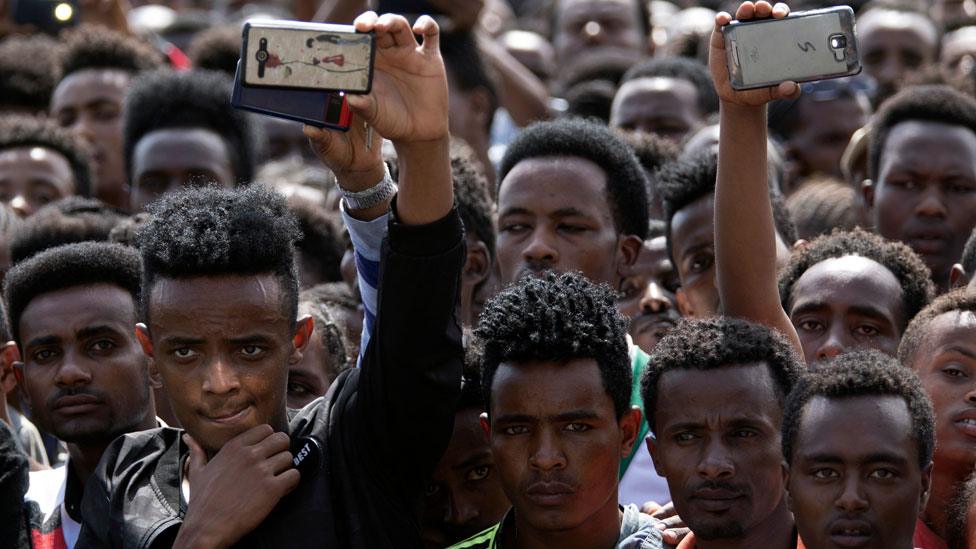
[256, 50, 269, 62]
[830, 35, 847, 49]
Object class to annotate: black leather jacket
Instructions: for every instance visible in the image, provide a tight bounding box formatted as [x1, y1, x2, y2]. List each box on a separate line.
[76, 206, 465, 548]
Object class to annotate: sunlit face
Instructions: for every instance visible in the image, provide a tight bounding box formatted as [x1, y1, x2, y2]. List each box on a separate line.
[0, 146, 77, 217]
[553, 0, 645, 65]
[858, 9, 938, 104]
[610, 77, 703, 143]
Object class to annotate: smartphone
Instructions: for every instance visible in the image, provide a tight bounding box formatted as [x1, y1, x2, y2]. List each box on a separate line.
[231, 62, 353, 131]
[12, 0, 80, 34]
[723, 6, 860, 90]
[241, 20, 375, 94]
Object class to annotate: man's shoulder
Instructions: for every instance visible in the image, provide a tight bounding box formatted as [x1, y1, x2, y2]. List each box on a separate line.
[618, 504, 664, 549]
[446, 523, 501, 549]
[96, 426, 183, 485]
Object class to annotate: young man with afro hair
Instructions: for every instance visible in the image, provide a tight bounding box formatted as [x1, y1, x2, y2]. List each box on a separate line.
[862, 85, 976, 293]
[707, 2, 936, 367]
[79, 12, 467, 548]
[897, 289, 976, 549]
[51, 25, 163, 211]
[122, 69, 259, 212]
[493, 117, 668, 506]
[450, 271, 663, 549]
[641, 316, 804, 549]
[0, 116, 93, 218]
[782, 350, 935, 549]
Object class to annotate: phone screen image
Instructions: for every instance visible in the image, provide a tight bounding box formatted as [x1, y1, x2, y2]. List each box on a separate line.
[244, 25, 373, 93]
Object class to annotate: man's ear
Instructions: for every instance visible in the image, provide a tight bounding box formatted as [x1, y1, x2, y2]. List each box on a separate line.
[861, 179, 875, 208]
[616, 234, 643, 281]
[792, 239, 810, 253]
[148, 358, 163, 390]
[919, 460, 934, 510]
[646, 432, 666, 477]
[463, 240, 491, 288]
[783, 460, 794, 511]
[289, 316, 315, 364]
[619, 406, 642, 457]
[676, 288, 694, 318]
[135, 324, 154, 358]
[0, 342, 20, 394]
[479, 412, 491, 440]
[951, 263, 970, 289]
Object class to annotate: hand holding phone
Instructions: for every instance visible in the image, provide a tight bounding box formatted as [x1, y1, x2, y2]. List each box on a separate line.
[708, 1, 802, 108]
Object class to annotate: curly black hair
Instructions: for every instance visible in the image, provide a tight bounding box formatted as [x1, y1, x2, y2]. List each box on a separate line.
[499, 118, 649, 239]
[3, 242, 141, 346]
[452, 144, 495, 259]
[778, 228, 935, 330]
[869, 85, 976, 180]
[441, 31, 498, 135]
[641, 317, 804, 436]
[618, 130, 679, 219]
[0, 34, 62, 113]
[187, 25, 241, 76]
[619, 57, 719, 116]
[136, 185, 301, 324]
[0, 115, 92, 198]
[563, 79, 617, 123]
[458, 333, 487, 412]
[961, 228, 976, 274]
[898, 288, 976, 366]
[123, 69, 258, 186]
[10, 197, 124, 264]
[58, 25, 163, 79]
[288, 197, 344, 286]
[477, 271, 632, 418]
[657, 150, 797, 261]
[785, 177, 858, 240]
[782, 349, 935, 469]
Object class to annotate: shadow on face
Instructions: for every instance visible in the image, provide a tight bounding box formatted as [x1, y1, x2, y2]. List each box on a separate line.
[858, 10, 938, 105]
[0, 146, 77, 217]
[617, 236, 681, 354]
[552, 0, 645, 70]
[611, 77, 703, 143]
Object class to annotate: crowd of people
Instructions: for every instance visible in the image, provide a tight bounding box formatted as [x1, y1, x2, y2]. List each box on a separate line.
[0, 0, 975, 547]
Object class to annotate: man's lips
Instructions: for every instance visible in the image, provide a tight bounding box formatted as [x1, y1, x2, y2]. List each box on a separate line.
[952, 408, 976, 439]
[525, 482, 575, 506]
[905, 227, 953, 255]
[52, 394, 103, 414]
[631, 314, 677, 335]
[828, 519, 872, 547]
[202, 406, 251, 425]
[691, 488, 745, 512]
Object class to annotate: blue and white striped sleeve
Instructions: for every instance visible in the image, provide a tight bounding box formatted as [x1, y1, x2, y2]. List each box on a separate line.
[340, 202, 388, 367]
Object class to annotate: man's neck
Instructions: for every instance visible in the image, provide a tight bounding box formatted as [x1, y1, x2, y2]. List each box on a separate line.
[697, 497, 796, 549]
[67, 442, 108, 486]
[923, 461, 970, 539]
[509, 497, 622, 549]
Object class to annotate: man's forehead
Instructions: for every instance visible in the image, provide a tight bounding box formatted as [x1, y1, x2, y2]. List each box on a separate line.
[500, 156, 611, 211]
[796, 395, 916, 458]
[490, 358, 610, 413]
[21, 284, 136, 337]
[148, 274, 286, 319]
[657, 364, 781, 415]
[558, 0, 636, 19]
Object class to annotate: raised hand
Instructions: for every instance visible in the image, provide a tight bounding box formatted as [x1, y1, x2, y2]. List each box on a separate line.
[709, 1, 800, 107]
[174, 425, 300, 549]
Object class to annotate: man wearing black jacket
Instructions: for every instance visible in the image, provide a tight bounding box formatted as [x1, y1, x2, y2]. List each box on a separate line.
[77, 11, 464, 548]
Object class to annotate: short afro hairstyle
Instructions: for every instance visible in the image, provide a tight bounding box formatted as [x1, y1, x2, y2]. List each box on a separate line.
[782, 349, 935, 469]
[617, 130, 679, 219]
[641, 317, 804, 436]
[619, 57, 719, 116]
[58, 25, 163, 80]
[898, 288, 976, 367]
[499, 118, 649, 239]
[451, 143, 495, 259]
[0, 115, 93, 199]
[869, 85, 976, 180]
[778, 228, 935, 330]
[440, 31, 498, 135]
[136, 185, 301, 324]
[3, 242, 141, 346]
[476, 271, 632, 419]
[288, 196, 344, 286]
[657, 149, 797, 261]
[961, 227, 976, 275]
[10, 197, 124, 264]
[458, 333, 487, 412]
[785, 177, 859, 240]
[0, 35, 62, 113]
[187, 25, 241, 76]
[123, 69, 258, 186]
[563, 79, 617, 123]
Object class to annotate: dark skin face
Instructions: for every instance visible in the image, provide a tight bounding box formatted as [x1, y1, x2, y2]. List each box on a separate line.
[610, 77, 704, 143]
[482, 358, 641, 547]
[908, 311, 976, 537]
[16, 284, 156, 476]
[423, 407, 510, 548]
[51, 69, 131, 211]
[136, 274, 312, 457]
[788, 396, 931, 549]
[940, 27, 976, 81]
[617, 235, 681, 355]
[649, 364, 790, 542]
[867, 121, 976, 292]
[130, 127, 236, 212]
[786, 96, 869, 180]
[0, 146, 77, 217]
[553, 0, 645, 65]
[858, 10, 938, 105]
[496, 156, 641, 288]
[788, 256, 905, 366]
[285, 322, 341, 410]
[670, 195, 791, 319]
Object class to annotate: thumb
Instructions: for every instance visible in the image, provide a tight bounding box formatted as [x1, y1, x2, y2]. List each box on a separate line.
[183, 433, 208, 477]
[345, 93, 376, 125]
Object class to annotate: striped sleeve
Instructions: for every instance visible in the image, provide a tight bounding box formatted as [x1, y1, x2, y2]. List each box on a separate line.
[340, 202, 388, 367]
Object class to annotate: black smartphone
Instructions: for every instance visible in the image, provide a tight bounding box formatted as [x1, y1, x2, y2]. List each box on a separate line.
[12, 0, 80, 34]
[231, 62, 353, 131]
[376, 0, 444, 15]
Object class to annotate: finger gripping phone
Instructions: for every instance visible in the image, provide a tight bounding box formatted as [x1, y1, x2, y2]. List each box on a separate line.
[242, 20, 376, 94]
[723, 6, 860, 90]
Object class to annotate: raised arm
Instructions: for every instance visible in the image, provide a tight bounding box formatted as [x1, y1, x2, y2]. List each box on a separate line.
[710, 1, 802, 352]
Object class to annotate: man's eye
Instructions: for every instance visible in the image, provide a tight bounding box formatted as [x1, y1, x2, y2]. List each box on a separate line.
[500, 223, 529, 234]
[854, 324, 880, 337]
[32, 348, 58, 362]
[812, 468, 839, 480]
[674, 432, 697, 443]
[869, 468, 897, 480]
[90, 339, 117, 353]
[618, 278, 641, 300]
[565, 422, 591, 432]
[557, 224, 587, 234]
[797, 319, 824, 332]
[890, 179, 919, 191]
[173, 348, 197, 359]
[942, 366, 968, 379]
[503, 425, 529, 435]
[467, 465, 491, 482]
[688, 254, 713, 274]
[241, 345, 264, 358]
[424, 484, 440, 497]
[732, 429, 757, 438]
[287, 380, 311, 396]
